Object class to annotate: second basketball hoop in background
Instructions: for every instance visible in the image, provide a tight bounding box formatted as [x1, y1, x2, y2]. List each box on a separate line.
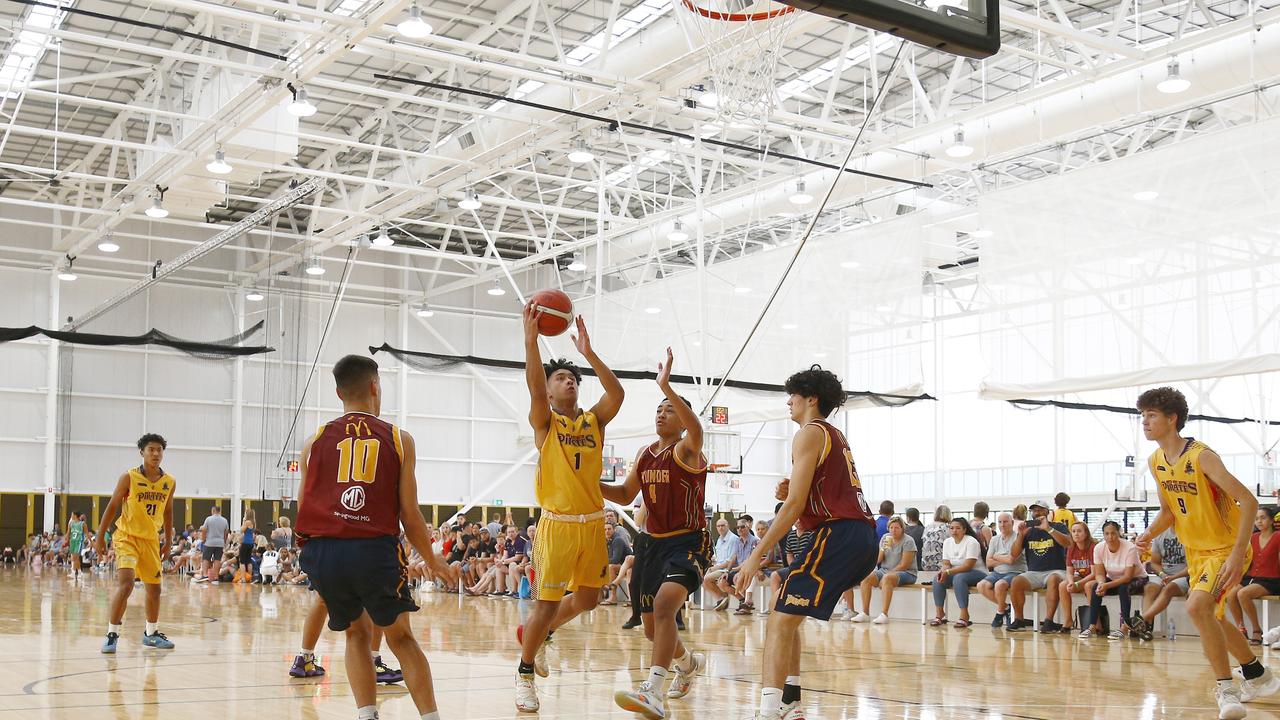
[529, 289, 574, 336]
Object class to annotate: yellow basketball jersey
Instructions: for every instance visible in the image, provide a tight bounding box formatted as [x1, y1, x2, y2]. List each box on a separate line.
[536, 410, 605, 515]
[1152, 439, 1237, 551]
[115, 466, 175, 539]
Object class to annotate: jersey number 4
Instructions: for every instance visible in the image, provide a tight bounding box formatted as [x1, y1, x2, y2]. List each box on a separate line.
[336, 437, 380, 484]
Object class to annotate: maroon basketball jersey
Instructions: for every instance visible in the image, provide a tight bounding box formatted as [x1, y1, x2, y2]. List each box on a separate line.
[637, 441, 707, 537]
[296, 412, 404, 540]
[797, 419, 873, 533]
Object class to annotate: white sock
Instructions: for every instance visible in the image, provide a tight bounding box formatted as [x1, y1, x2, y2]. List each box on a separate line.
[356, 705, 378, 720]
[674, 649, 694, 673]
[646, 665, 668, 690]
[108, 624, 121, 635]
[300, 647, 314, 658]
[144, 622, 158, 636]
[760, 687, 783, 716]
[785, 675, 801, 687]
[420, 712, 440, 720]
[371, 650, 381, 660]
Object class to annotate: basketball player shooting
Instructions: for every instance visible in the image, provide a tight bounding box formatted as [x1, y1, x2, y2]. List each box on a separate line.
[515, 304, 625, 713]
[295, 355, 456, 720]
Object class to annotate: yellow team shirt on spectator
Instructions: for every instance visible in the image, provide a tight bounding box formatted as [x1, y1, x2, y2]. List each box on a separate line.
[537, 410, 604, 515]
[1051, 508, 1077, 527]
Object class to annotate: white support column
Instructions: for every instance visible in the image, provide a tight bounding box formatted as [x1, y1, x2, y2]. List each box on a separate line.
[41, 267, 60, 533]
[398, 300, 409, 430]
[231, 291, 246, 517]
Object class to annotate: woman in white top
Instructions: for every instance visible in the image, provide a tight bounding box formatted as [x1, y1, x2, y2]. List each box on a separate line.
[930, 518, 986, 628]
[1082, 520, 1143, 639]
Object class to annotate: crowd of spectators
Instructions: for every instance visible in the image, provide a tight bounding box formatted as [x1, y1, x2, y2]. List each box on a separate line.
[15, 491, 1280, 652]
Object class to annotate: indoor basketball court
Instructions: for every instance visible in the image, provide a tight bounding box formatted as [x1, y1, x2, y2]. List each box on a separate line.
[1, 0, 1279, 718]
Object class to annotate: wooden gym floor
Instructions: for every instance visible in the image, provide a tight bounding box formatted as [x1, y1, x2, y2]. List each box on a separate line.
[0, 565, 1276, 719]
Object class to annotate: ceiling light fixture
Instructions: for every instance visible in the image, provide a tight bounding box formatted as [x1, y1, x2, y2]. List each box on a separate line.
[567, 141, 595, 164]
[415, 301, 434, 317]
[1133, 190, 1159, 201]
[458, 188, 482, 210]
[97, 233, 119, 253]
[567, 253, 587, 272]
[781, 323, 798, 330]
[304, 257, 325, 276]
[206, 149, 232, 175]
[667, 219, 689, 243]
[839, 260, 861, 269]
[372, 227, 394, 247]
[57, 256, 77, 282]
[287, 84, 317, 117]
[1157, 59, 1190, 94]
[876, 304, 893, 313]
[946, 127, 974, 158]
[699, 91, 719, 108]
[644, 306, 661, 314]
[487, 281, 506, 297]
[397, 4, 433, 38]
[245, 288, 265, 302]
[734, 286, 751, 295]
[789, 180, 813, 206]
[145, 190, 168, 215]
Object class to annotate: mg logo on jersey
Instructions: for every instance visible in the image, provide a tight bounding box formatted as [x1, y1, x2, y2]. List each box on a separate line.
[340, 486, 366, 512]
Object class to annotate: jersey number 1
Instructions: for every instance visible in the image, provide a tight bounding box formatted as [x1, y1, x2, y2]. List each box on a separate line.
[336, 437, 380, 484]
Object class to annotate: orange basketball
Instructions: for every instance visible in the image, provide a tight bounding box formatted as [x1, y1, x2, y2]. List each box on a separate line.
[529, 289, 574, 336]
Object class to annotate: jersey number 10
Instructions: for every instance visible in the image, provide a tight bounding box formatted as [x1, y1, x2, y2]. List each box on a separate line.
[336, 437, 380, 484]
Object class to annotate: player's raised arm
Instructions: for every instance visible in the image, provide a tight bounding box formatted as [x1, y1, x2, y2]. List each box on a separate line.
[95, 473, 130, 555]
[524, 303, 552, 439]
[573, 316, 625, 427]
[656, 347, 703, 465]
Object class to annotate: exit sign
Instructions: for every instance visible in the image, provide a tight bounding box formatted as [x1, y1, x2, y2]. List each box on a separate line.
[492, 499, 504, 506]
[711, 406, 729, 425]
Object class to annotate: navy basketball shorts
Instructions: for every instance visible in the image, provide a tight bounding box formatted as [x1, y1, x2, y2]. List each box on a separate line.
[637, 529, 711, 614]
[298, 535, 418, 630]
[775, 519, 877, 621]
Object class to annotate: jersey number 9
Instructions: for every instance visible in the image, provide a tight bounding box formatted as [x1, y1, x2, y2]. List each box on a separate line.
[336, 437, 380, 484]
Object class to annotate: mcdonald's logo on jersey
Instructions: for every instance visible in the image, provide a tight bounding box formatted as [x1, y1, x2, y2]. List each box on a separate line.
[345, 418, 372, 437]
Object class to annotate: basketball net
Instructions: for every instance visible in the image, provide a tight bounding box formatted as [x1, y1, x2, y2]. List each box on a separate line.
[677, 0, 799, 131]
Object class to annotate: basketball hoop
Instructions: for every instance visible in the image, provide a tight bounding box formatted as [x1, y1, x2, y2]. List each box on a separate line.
[676, 0, 800, 131]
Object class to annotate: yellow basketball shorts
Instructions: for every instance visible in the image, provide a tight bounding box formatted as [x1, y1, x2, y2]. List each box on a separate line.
[114, 533, 163, 584]
[531, 517, 608, 602]
[1187, 546, 1252, 618]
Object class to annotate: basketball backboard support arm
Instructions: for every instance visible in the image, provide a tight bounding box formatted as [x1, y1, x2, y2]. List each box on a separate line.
[779, 0, 1000, 59]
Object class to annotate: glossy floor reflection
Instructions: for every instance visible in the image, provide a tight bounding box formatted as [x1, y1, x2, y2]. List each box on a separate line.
[0, 565, 1275, 719]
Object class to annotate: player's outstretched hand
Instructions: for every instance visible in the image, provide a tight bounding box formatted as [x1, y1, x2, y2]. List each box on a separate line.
[734, 553, 761, 596]
[774, 478, 790, 502]
[427, 552, 459, 585]
[571, 315, 593, 357]
[1134, 531, 1152, 552]
[523, 302, 542, 343]
[657, 347, 674, 388]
